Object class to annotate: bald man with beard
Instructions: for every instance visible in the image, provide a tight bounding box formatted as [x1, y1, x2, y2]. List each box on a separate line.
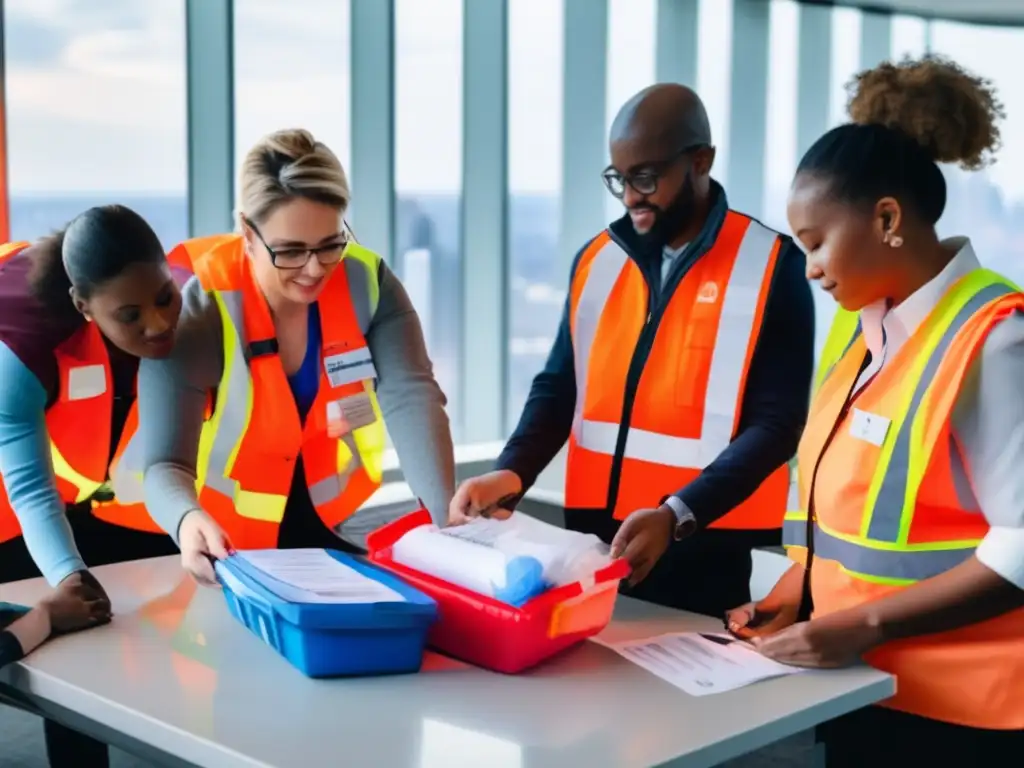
[452, 84, 815, 619]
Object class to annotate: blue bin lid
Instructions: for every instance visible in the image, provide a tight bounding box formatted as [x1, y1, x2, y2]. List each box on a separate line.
[214, 549, 437, 631]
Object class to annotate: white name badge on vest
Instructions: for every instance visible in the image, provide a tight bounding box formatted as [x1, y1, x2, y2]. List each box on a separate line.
[67, 364, 107, 401]
[326, 393, 378, 438]
[324, 346, 377, 389]
[849, 408, 891, 447]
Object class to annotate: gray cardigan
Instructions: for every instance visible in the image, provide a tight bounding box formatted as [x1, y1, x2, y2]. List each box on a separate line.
[137, 259, 455, 543]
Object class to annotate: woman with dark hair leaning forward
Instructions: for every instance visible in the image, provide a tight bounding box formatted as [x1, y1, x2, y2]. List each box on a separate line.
[726, 55, 1024, 764]
[0, 205, 192, 767]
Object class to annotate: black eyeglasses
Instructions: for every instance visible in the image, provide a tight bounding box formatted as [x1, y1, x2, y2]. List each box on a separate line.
[601, 143, 707, 199]
[243, 216, 350, 270]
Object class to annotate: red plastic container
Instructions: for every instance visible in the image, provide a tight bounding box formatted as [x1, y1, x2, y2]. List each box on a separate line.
[366, 509, 631, 674]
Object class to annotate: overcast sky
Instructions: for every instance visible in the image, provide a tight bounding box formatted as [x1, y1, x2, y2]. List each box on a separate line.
[4, 0, 1022, 207]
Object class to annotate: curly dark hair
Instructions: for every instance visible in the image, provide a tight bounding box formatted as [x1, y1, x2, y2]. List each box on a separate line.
[795, 55, 1005, 224]
[846, 54, 1004, 170]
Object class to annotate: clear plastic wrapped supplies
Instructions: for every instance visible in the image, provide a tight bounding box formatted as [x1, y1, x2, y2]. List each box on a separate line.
[389, 512, 613, 607]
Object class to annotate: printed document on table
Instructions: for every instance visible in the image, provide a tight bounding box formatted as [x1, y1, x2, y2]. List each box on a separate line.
[236, 549, 407, 605]
[602, 631, 806, 696]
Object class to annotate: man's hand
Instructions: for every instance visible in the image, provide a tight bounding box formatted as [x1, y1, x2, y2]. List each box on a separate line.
[448, 470, 522, 526]
[610, 505, 677, 586]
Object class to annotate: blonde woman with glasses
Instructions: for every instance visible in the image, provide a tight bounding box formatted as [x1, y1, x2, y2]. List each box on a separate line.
[132, 129, 455, 585]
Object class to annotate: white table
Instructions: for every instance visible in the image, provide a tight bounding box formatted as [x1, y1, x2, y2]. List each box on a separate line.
[0, 556, 893, 768]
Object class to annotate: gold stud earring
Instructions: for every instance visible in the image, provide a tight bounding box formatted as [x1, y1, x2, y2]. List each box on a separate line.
[889, 235, 903, 248]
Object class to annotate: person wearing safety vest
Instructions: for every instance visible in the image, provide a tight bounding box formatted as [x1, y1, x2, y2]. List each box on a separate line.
[726, 56, 1024, 764]
[450, 84, 815, 617]
[0, 204, 191, 767]
[133, 129, 455, 586]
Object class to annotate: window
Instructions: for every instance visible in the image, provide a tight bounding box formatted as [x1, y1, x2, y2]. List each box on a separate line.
[829, 6, 861, 127]
[394, 0, 464, 439]
[929, 21, 1024, 286]
[891, 14, 927, 60]
[605, 0, 656, 223]
[762, 0, 798, 234]
[233, 0, 351, 177]
[3, 0, 188, 248]
[697, 0, 733, 185]
[506, 0, 565, 427]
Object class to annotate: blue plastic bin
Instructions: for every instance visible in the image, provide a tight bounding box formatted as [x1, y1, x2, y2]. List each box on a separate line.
[214, 549, 438, 678]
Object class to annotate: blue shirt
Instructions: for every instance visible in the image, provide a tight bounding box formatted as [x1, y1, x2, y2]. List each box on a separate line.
[288, 304, 321, 422]
[0, 342, 86, 585]
[0, 601, 29, 668]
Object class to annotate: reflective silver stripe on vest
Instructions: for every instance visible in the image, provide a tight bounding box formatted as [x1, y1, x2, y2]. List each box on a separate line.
[307, 439, 360, 506]
[864, 282, 1012, 542]
[783, 516, 973, 580]
[571, 219, 778, 469]
[813, 524, 974, 580]
[344, 256, 375, 336]
[782, 516, 806, 547]
[571, 237, 628, 443]
[202, 290, 252, 498]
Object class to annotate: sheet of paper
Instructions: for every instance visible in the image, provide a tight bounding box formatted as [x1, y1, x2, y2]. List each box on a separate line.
[602, 631, 806, 696]
[438, 519, 506, 548]
[236, 549, 407, 605]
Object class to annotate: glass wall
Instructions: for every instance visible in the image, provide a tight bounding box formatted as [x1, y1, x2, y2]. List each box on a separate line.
[604, 0, 656, 224]
[697, 0, 733, 191]
[891, 13, 928, 59]
[233, 0, 351, 180]
[506, 0, 565, 427]
[393, 0, 465, 439]
[762, 0, 798, 234]
[4, 0, 1023, 456]
[4, 0, 188, 248]
[930, 21, 1024, 286]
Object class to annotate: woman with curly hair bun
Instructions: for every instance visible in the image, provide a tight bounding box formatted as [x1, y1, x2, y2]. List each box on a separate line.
[725, 55, 1024, 764]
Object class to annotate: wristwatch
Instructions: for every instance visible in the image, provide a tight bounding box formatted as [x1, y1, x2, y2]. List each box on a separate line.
[662, 496, 698, 541]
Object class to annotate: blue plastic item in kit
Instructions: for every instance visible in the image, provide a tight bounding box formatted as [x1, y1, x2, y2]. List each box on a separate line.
[214, 549, 438, 678]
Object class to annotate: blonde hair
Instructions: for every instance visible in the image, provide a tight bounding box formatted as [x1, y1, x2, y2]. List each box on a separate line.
[237, 128, 351, 225]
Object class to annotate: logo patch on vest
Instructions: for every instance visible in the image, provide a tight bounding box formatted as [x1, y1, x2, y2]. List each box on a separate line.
[696, 281, 719, 304]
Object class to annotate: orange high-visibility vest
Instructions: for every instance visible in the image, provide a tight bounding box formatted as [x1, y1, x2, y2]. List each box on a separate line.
[566, 212, 786, 527]
[0, 241, 194, 544]
[148, 235, 386, 550]
[785, 268, 1024, 729]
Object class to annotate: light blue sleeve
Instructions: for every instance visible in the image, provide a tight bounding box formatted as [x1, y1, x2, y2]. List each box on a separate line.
[0, 343, 85, 585]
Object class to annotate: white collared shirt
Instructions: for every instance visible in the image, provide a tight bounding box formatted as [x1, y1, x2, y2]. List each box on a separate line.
[854, 237, 1024, 590]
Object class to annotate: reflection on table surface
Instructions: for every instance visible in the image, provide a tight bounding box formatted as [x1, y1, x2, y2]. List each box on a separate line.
[0, 556, 892, 768]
